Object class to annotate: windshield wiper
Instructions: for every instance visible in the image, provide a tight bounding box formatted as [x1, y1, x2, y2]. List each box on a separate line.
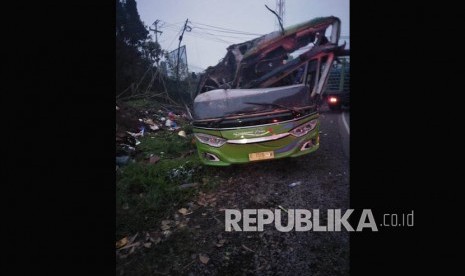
[244, 102, 303, 117]
[210, 111, 248, 127]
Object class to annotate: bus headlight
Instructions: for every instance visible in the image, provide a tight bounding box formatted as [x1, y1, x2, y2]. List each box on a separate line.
[194, 133, 227, 147]
[290, 119, 318, 137]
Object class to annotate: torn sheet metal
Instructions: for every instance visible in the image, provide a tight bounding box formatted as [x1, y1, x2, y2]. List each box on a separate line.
[196, 16, 347, 94]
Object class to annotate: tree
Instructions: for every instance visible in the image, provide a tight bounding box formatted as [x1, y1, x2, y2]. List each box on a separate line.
[142, 40, 162, 64]
[116, 0, 148, 45]
[116, 0, 151, 98]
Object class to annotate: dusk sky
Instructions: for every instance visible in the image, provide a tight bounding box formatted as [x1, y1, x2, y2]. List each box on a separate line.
[136, 0, 350, 72]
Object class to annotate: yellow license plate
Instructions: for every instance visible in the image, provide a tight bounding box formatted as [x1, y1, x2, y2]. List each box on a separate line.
[249, 151, 275, 161]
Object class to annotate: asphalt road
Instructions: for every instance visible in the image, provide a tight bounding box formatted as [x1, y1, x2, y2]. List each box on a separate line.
[339, 111, 350, 158]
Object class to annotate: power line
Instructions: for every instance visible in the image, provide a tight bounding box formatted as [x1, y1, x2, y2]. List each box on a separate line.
[189, 20, 263, 36]
[190, 29, 253, 41]
[159, 20, 184, 28]
[186, 32, 235, 44]
[190, 24, 263, 36]
[161, 20, 262, 44]
[161, 26, 234, 47]
[166, 24, 245, 40]
[166, 28, 183, 50]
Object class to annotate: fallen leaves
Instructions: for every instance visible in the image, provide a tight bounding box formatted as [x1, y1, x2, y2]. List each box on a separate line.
[161, 220, 173, 231]
[196, 192, 217, 207]
[178, 208, 188, 215]
[177, 207, 192, 216]
[116, 237, 128, 249]
[199, 254, 210, 264]
[116, 231, 164, 259]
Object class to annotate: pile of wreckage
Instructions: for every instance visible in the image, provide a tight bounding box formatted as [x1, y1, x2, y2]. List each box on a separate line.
[115, 103, 190, 167]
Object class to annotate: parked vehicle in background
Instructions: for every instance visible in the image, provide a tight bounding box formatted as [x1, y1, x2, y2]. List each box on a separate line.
[323, 56, 350, 111]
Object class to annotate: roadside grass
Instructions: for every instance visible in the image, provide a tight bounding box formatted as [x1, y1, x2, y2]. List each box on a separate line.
[116, 126, 220, 239]
[116, 100, 224, 273]
[123, 98, 154, 109]
[136, 131, 193, 159]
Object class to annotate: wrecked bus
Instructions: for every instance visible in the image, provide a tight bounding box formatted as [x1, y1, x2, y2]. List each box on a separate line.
[191, 16, 347, 166]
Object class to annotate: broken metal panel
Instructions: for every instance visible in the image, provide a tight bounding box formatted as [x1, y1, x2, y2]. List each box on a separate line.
[196, 16, 344, 94]
[313, 52, 335, 97]
[193, 84, 311, 120]
[250, 44, 342, 89]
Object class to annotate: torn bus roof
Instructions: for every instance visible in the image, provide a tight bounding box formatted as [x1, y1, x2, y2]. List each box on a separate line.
[196, 16, 347, 94]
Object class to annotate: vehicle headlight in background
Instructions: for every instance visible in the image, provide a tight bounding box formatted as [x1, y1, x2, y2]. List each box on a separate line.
[290, 119, 319, 137]
[328, 96, 338, 104]
[194, 133, 227, 147]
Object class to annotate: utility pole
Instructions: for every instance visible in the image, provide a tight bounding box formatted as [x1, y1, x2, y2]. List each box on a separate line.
[149, 20, 163, 65]
[149, 20, 163, 43]
[176, 18, 191, 80]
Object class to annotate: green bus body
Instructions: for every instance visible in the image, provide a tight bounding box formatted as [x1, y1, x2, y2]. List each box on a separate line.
[193, 111, 320, 166]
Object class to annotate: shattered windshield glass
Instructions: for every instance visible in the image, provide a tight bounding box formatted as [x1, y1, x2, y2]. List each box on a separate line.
[193, 84, 311, 120]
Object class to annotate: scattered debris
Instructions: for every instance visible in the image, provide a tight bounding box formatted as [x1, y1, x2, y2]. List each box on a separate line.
[127, 127, 144, 138]
[116, 155, 130, 166]
[149, 124, 159, 131]
[242, 244, 255, 253]
[169, 162, 196, 182]
[289, 181, 302, 187]
[278, 205, 288, 213]
[178, 182, 199, 190]
[142, 118, 155, 125]
[178, 130, 187, 138]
